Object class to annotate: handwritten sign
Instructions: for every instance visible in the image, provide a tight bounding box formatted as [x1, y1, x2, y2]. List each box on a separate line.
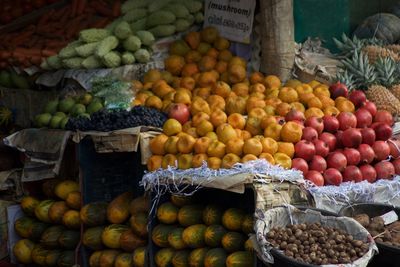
[204, 0, 256, 44]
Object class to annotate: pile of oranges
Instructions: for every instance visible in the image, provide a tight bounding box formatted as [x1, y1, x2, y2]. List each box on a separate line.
[133, 27, 357, 171]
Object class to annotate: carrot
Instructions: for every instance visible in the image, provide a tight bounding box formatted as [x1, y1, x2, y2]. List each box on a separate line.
[112, 0, 121, 17]
[41, 49, 57, 57]
[30, 56, 42, 65]
[71, 0, 78, 17]
[91, 17, 110, 29]
[65, 15, 85, 38]
[0, 51, 10, 60]
[37, 11, 53, 28]
[77, 0, 86, 15]
[13, 48, 42, 57]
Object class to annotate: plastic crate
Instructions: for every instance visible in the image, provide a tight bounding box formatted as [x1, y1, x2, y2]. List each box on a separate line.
[148, 185, 264, 267]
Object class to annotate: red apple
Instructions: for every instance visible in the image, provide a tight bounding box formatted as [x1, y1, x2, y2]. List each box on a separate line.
[327, 151, 347, 171]
[343, 165, 363, 183]
[355, 108, 372, 128]
[168, 103, 190, 124]
[337, 112, 357, 130]
[313, 139, 330, 157]
[348, 90, 367, 108]
[343, 148, 361, 166]
[360, 164, 377, 183]
[302, 127, 318, 142]
[285, 109, 305, 122]
[363, 101, 377, 117]
[393, 159, 400, 175]
[360, 128, 376, 145]
[335, 130, 344, 149]
[388, 138, 400, 159]
[342, 128, 362, 148]
[372, 123, 392, 141]
[374, 110, 393, 126]
[305, 116, 324, 135]
[372, 141, 390, 161]
[322, 115, 339, 133]
[319, 132, 337, 152]
[309, 155, 327, 173]
[292, 158, 309, 175]
[323, 168, 343, 186]
[329, 82, 348, 99]
[305, 171, 325, 186]
[375, 161, 395, 180]
[358, 144, 375, 164]
[294, 140, 316, 162]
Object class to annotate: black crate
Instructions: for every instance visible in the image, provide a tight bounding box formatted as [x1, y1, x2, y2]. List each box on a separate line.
[148, 185, 265, 267]
[78, 137, 146, 204]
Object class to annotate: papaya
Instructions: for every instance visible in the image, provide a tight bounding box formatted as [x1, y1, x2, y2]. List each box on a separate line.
[222, 208, 245, 231]
[102, 224, 130, 249]
[222, 232, 246, 253]
[241, 214, 254, 234]
[133, 247, 146, 267]
[40, 225, 64, 249]
[172, 250, 190, 267]
[49, 201, 69, 224]
[204, 224, 227, 247]
[157, 202, 179, 224]
[155, 248, 174, 267]
[152, 224, 174, 248]
[89, 251, 102, 267]
[58, 230, 80, 249]
[54, 180, 79, 200]
[170, 194, 193, 207]
[115, 252, 133, 267]
[57, 250, 75, 267]
[244, 238, 254, 252]
[20, 195, 40, 216]
[14, 216, 35, 238]
[226, 251, 254, 267]
[45, 250, 62, 267]
[31, 221, 49, 241]
[178, 205, 203, 226]
[83, 226, 105, 250]
[129, 195, 150, 215]
[66, 191, 81, 210]
[99, 249, 120, 267]
[203, 205, 223, 225]
[107, 192, 133, 224]
[188, 248, 208, 267]
[13, 239, 35, 264]
[31, 245, 49, 265]
[42, 179, 59, 198]
[167, 227, 186, 250]
[35, 200, 55, 223]
[62, 210, 81, 229]
[182, 224, 206, 248]
[204, 248, 227, 267]
[120, 229, 147, 252]
[129, 212, 148, 237]
[80, 202, 108, 226]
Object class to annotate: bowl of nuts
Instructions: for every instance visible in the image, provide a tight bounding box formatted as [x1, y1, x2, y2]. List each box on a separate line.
[339, 203, 400, 267]
[255, 205, 378, 267]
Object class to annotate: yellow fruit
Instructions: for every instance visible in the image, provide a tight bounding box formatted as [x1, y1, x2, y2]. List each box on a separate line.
[278, 87, 298, 103]
[145, 95, 163, 110]
[264, 123, 282, 141]
[290, 102, 305, 113]
[207, 157, 222, 169]
[225, 138, 244, 156]
[259, 153, 275, 164]
[274, 153, 292, 168]
[324, 106, 340, 116]
[196, 120, 214, 137]
[278, 142, 295, 158]
[313, 85, 330, 97]
[147, 155, 163, 171]
[264, 75, 281, 89]
[260, 137, 278, 154]
[295, 84, 313, 95]
[221, 153, 241, 168]
[178, 154, 193, 169]
[304, 108, 324, 119]
[162, 154, 178, 169]
[164, 136, 179, 154]
[241, 154, 258, 163]
[207, 140, 226, 158]
[285, 79, 302, 88]
[243, 138, 263, 156]
[227, 113, 246, 129]
[308, 80, 321, 89]
[280, 122, 302, 143]
[163, 119, 182, 136]
[150, 134, 169, 155]
[336, 100, 355, 113]
[306, 97, 323, 109]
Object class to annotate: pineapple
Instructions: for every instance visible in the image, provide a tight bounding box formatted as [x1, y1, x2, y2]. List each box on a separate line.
[375, 57, 399, 87]
[386, 44, 400, 54]
[333, 33, 364, 57]
[362, 45, 400, 64]
[366, 85, 400, 115]
[340, 50, 376, 89]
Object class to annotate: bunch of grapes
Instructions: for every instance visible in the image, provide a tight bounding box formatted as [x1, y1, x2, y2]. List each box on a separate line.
[65, 106, 167, 132]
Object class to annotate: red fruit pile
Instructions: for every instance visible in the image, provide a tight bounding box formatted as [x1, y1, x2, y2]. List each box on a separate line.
[292, 90, 398, 187]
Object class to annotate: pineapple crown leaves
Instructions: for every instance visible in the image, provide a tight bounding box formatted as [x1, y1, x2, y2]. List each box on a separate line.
[374, 57, 400, 87]
[333, 33, 364, 57]
[335, 69, 356, 90]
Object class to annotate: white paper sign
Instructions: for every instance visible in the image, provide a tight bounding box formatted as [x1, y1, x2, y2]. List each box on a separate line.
[204, 0, 256, 44]
[380, 210, 399, 225]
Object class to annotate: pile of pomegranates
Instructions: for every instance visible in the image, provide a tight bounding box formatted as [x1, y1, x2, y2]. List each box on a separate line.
[291, 89, 399, 187]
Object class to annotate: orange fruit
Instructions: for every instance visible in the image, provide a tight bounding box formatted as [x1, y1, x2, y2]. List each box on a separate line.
[260, 137, 278, 154]
[192, 153, 208, 168]
[194, 137, 212, 154]
[227, 113, 246, 129]
[181, 63, 199, 77]
[243, 138, 263, 156]
[164, 55, 185, 75]
[185, 31, 201, 50]
[192, 112, 210, 127]
[178, 154, 193, 169]
[259, 153, 275, 164]
[277, 142, 295, 158]
[149, 134, 169, 155]
[336, 100, 355, 113]
[280, 121, 302, 143]
[225, 138, 244, 156]
[275, 102, 292, 117]
[161, 154, 177, 168]
[164, 136, 179, 154]
[210, 109, 227, 128]
[198, 56, 217, 72]
[163, 119, 182, 136]
[260, 116, 277, 130]
[214, 37, 230, 51]
[207, 140, 226, 158]
[232, 83, 249, 97]
[228, 64, 246, 84]
[207, 95, 226, 111]
[304, 108, 324, 119]
[177, 134, 196, 154]
[196, 120, 214, 137]
[290, 102, 305, 113]
[207, 157, 222, 169]
[221, 153, 241, 169]
[143, 69, 162, 83]
[190, 98, 211, 116]
[249, 83, 266, 94]
[324, 106, 340, 116]
[249, 72, 264, 84]
[241, 154, 258, 163]
[216, 123, 237, 144]
[248, 107, 267, 119]
[264, 123, 282, 141]
[174, 91, 191, 105]
[218, 50, 233, 62]
[264, 75, 281, 89]
[145, 95, 163, 110]
[307, 97, 323, 109]
[245, 117, 262, 136]
[147, 155, 163, 171]
[278, 87, 298, 103]
[273, 153, 292, 168]
[212, 81, 231, 98]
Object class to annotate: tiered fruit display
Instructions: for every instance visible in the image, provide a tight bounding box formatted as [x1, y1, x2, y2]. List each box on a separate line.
[13, 179, 81, 266]
[292, 87, 399, 186]
[34, 92, 104, 129]
[83, 192, 149, 267]
[152, 194, 254, 267]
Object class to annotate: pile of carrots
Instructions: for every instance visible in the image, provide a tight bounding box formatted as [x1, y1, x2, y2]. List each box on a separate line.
[0, 0, 121, 69]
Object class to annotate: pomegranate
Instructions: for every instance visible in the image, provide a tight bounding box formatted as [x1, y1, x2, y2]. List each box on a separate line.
[305, 116, 324, 135]
[313, 139, 330, 157]
[294, 140, 316, 162]
[360, 128, 376, 145]
[309, 155, 327, 173]
[363, 101, 377, 117]
[374, 110, 393, 126]
[337, 112, 357, 130]
[393, 159, 400, 174]
[355, 108, 372, 128]
[373, 123, 392, 141]
[292, 158, 309, 175]
[323, 168, 343, 186]
[343, 166, 363, 183]
[372, 141, 390, 161]
[358, 144, 375, 164]
[342, 128, 362, 148]
[343, 148, 361, 166]
[168, 103, 190, 124]
[375, 161, 395, 180]
[302, 127, 318, 142]
[359, 164, 377, 183]
[388, 138, 400, 159]
[327, 151, 347, 171]
[322, 115, 339, 133]
[305, 171, 325, 186]
[348, 90, 367, 108]
[285, 109, 305, 122]
[319, 132, 337, 152]
[335, 130, 344, 149]
[329, 82, 348, 99]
